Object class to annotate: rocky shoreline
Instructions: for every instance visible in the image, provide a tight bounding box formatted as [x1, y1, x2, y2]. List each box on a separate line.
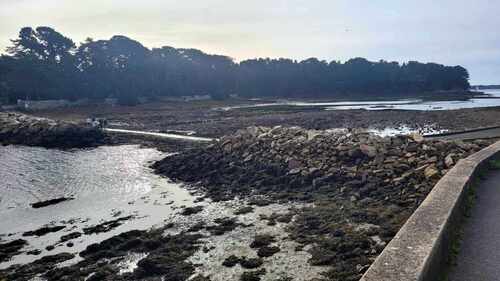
[0, 198, 321, 281]
[0, 226, 204, 281]
[0, 112, 104, 148]
[0, 124, 494, 281]
[153, 126, 492, 280]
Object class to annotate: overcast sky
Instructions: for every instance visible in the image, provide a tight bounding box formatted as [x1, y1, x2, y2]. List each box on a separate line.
[0, 0, 498, 84]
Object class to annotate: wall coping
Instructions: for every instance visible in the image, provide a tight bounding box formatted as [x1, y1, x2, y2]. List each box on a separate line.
[360, 140, 500, 281]
[424, 125, 500, 138]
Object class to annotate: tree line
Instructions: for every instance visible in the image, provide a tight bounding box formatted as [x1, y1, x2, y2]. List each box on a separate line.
[0, 26, 470, 104]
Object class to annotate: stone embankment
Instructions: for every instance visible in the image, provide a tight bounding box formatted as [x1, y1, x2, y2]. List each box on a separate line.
[154, 126, 491, 280]
[0, 112, 104, 148]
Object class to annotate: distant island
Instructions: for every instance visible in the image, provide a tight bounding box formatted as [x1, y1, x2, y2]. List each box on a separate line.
[472, 85, 500, 90]
[0, 26, 471, 105]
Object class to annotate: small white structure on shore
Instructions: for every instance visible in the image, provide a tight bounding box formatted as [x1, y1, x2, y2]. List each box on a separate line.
[16, 99, 90, 110]
[162, 95, 212, 102]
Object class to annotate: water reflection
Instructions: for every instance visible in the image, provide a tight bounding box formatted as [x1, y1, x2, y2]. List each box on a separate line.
[0, 145, 165, 211]
[0, 145, 195, 267]
[221, 89, 500, 111]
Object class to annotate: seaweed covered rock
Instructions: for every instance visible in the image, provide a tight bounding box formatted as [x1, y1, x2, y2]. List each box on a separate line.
[0, 239, 27, 263]
[0, 227, 202, 281]
[153, 126, 492, 281]
[0, 253, 74, 280]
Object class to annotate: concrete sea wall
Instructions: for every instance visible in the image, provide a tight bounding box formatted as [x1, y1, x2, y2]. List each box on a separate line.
[361, 140, 500, 281]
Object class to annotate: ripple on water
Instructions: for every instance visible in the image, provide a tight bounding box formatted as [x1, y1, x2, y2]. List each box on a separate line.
[0, 145, 327, 281]
[0, 145, 196, 268]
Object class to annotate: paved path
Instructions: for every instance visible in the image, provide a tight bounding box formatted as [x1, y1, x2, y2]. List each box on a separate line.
[104, 128, 216, 142]
[449, 170, 500, 281]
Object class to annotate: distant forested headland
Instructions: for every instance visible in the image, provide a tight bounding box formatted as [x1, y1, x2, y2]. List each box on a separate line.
[0, 27, 471, 104]
[473, 85, 500, 90]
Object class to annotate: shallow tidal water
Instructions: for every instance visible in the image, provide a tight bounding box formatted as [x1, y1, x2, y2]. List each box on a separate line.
[0, 145, 195, 268]
[221, 89, 500, 112]
[0, 145, 325, 280]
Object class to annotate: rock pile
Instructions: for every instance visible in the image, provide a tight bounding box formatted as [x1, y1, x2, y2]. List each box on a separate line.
[154, 126, 491, 281]
[155, 126, 489, 204]
[0, 112, 104, 148]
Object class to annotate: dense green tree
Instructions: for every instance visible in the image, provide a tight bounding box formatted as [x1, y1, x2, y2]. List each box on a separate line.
[0, 26, 471, 104]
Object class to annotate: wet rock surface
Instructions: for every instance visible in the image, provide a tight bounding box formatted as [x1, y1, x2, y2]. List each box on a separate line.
[181, 206, 204, 216]
[1, 196, 329, 281]
[0, 239, 27, 263]
[22, 225, 66, 237]
[30, 197, 74, 208]
[222, 256, 264, 269]
[82, 216, 135, 235]
[0, 253, 75, 281]
[0, 112, 104, 148]
[241, 269, 266, 281]
[0, 188, 318, 281]
[153, 126, 492, 280]
[59, 232, 82, 243]
[234, 206, 255, 215]
[257, 246, 280, 258]
[205, 217, 250, 236]
[0, 226, 203, 281]
[182, 201, 322, 281]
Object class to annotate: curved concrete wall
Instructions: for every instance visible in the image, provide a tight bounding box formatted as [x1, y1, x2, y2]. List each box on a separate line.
[361, 141, 500, 281]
